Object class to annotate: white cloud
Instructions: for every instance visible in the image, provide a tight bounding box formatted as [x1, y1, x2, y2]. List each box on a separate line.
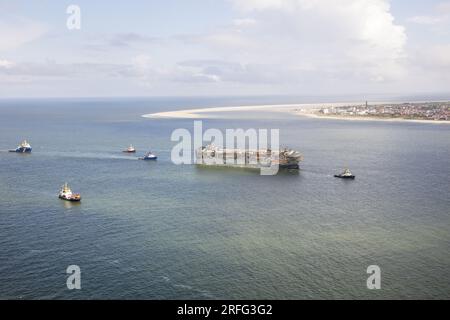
[108, 33, 159, 47]
[0, 60, 137, 81]
[231, 0, 289, 12]
[232, 18, 257, 27]
[436, 1, 450, 14]
[408, 15, 443, 25]
[6, 0, 406, 94]
[212, 0, 407, 85]
[0, 59, 15, 69]
[407, 2, 450, 26]
[419, 44, 450, 69]
[3, 1, 450, 96]
[0, 16, 47, 52]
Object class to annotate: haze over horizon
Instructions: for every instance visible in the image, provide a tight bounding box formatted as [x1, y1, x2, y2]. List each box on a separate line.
[1, 0, 450, 98]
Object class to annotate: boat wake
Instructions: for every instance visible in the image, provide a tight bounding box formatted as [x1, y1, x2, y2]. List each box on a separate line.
[44, 151, 140, 161]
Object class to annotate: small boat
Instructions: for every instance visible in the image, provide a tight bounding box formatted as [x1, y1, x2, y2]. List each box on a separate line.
[58, 183, 81, 202]
[139, 151, 158, 160]
[123, 144, 136, 153]
[334, 168, 355, 179]
[9, 140, 32, 153]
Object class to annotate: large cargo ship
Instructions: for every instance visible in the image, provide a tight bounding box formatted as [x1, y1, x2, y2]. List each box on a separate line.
[196, 144, 303, 170]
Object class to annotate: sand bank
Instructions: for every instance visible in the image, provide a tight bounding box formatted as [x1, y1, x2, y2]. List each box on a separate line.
[142, 102, 360, 119]
[142, 102, 450, 124]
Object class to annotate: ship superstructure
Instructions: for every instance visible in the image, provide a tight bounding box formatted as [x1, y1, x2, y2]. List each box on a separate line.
[139, 150, 158, 160]
[58, 183, 81, 202]
[334, 168, 355, 179]
[123, 144, 136, 153]
[10, 140, 32, 153]
[196, 144, 302, 170]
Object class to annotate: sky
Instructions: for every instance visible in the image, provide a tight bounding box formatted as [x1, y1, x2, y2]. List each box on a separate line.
[0, 0, 449, 98]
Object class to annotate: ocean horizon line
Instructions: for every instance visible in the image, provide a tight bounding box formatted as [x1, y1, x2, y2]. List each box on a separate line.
[1, 93, 449, 102]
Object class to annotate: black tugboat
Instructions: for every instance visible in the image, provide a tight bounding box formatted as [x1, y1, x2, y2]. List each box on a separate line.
[138, 151, 158, 160]
[334, 168, 355, 179]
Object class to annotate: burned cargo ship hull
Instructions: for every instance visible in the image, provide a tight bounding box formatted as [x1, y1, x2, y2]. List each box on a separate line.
[195, 145, 303, 170]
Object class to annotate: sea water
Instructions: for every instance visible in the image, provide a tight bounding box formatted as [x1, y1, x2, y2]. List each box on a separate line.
[0, 97, 449, 299]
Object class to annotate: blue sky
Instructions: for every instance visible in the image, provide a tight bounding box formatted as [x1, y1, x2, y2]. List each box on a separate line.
[0, 0, 449, 97]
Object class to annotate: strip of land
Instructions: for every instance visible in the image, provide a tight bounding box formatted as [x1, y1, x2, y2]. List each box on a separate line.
[142, 104, 301, 119]
[142, 101, 450, 124]
[142, 102, 363, 119]
[299, 112, 450, 124]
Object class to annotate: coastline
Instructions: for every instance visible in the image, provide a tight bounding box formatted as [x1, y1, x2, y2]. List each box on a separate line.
[142, 101, 450, 124]
[142, 104, 303, 119]
[298, 112, 450, 124]
[142, 102, 366, 119]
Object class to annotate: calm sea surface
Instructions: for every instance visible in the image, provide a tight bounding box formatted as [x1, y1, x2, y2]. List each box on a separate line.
[0, 97, 449, 299]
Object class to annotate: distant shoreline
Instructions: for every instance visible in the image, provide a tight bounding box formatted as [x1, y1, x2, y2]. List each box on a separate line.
[142, 101, 450, 124]
[142, 104, 302, 119]
[142, 102, 376, 119]
[299, 112, 450, 124]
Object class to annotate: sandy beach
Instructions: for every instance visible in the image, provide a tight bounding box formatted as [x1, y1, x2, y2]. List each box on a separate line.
[142, 104, 302, 119]
[298, 112, 450, 124]
[142, 102, 450, 124]
[142, 102, 364, 119]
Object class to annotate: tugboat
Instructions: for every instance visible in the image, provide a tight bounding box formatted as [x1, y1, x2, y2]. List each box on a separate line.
[139, 151, 158, 160]
[9, 140, 32, 153]
[334, 168, 355, 179]
[58, 183, 81, 202]
[123, 144, 136, 153]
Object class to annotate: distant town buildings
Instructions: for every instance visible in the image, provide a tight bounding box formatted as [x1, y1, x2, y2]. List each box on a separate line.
[317, 102, 450, 121]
